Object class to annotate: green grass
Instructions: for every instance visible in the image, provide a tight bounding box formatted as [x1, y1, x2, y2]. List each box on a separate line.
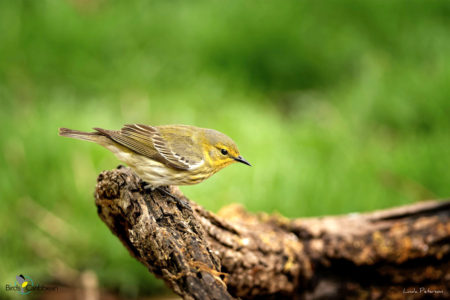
[1, 0, 449, 298]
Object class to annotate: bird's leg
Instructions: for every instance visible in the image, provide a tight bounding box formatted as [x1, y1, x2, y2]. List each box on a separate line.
[143, 184, 154, 190]
[156, 186, 192, 211]
[142, 182, 191, 211]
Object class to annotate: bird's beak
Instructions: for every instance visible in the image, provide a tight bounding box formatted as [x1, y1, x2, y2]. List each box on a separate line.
[234, 155, 252, 166]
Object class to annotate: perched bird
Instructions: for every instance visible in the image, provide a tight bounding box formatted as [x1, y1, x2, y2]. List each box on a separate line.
[59, 124, 251, 206]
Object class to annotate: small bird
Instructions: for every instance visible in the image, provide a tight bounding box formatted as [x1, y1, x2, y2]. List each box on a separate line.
[16, 275, 29, 294]
[59, 124, 251, 205]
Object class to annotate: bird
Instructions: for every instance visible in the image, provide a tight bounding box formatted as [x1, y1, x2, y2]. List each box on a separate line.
[16, 275, 29, 294]
[59, 124, 251, 208]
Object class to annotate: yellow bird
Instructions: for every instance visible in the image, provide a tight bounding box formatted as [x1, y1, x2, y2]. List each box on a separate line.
[59, 124, 251, 206]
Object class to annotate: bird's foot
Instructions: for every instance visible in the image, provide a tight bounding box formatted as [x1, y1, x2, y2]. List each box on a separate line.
[156, 186, 192, 211]
[142, 181, 191, 211]
[143, 183, 154, 191]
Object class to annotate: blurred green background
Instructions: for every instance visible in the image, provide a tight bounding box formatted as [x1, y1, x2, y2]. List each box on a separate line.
[1, 0, 449, 298]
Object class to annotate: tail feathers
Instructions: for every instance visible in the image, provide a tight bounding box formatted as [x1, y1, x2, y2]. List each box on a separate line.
[59, 128, 101, 142]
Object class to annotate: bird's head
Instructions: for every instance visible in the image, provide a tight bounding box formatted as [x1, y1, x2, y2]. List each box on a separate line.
[202, 129, 251, 171]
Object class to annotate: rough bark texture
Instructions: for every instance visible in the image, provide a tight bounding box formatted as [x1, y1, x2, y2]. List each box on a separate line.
[95, 167, 450, 300]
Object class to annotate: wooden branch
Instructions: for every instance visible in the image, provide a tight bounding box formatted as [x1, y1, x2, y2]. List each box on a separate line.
[95, 167, 450, 299]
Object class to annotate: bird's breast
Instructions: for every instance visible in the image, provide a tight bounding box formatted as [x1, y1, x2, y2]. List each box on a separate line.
[106, 143, 212, 187]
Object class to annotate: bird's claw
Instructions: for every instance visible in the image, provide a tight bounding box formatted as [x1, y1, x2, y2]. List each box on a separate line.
[156, 186, 192, 211]
[141, 182, 192, 211]
[143, 184, 154, 190]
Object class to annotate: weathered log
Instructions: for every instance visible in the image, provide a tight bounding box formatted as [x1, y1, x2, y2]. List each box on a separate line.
[95, 166, 449, 299]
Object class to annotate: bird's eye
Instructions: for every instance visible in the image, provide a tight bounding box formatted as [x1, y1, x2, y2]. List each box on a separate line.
[221, 149, 228, 155]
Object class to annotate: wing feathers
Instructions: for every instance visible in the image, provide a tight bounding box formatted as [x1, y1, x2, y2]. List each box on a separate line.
[94, 124, 203, 170]
[94, 126, 164, 164]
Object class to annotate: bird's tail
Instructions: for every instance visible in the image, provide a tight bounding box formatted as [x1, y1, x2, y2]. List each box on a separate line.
[59, 128, 102, 142]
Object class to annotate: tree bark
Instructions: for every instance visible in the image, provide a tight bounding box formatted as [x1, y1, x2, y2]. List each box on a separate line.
[95, 166, 449, 299]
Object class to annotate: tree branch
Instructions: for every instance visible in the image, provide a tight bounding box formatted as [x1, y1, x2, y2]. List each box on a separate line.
[95, 166, 449, 299]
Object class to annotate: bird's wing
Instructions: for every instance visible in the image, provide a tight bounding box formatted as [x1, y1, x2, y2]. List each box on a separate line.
[156, 125, 205, 170]
[94, 124, 203, 170]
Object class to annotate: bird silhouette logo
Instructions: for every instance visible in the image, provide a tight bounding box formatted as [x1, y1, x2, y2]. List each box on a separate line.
[15, 274, 33, 295]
